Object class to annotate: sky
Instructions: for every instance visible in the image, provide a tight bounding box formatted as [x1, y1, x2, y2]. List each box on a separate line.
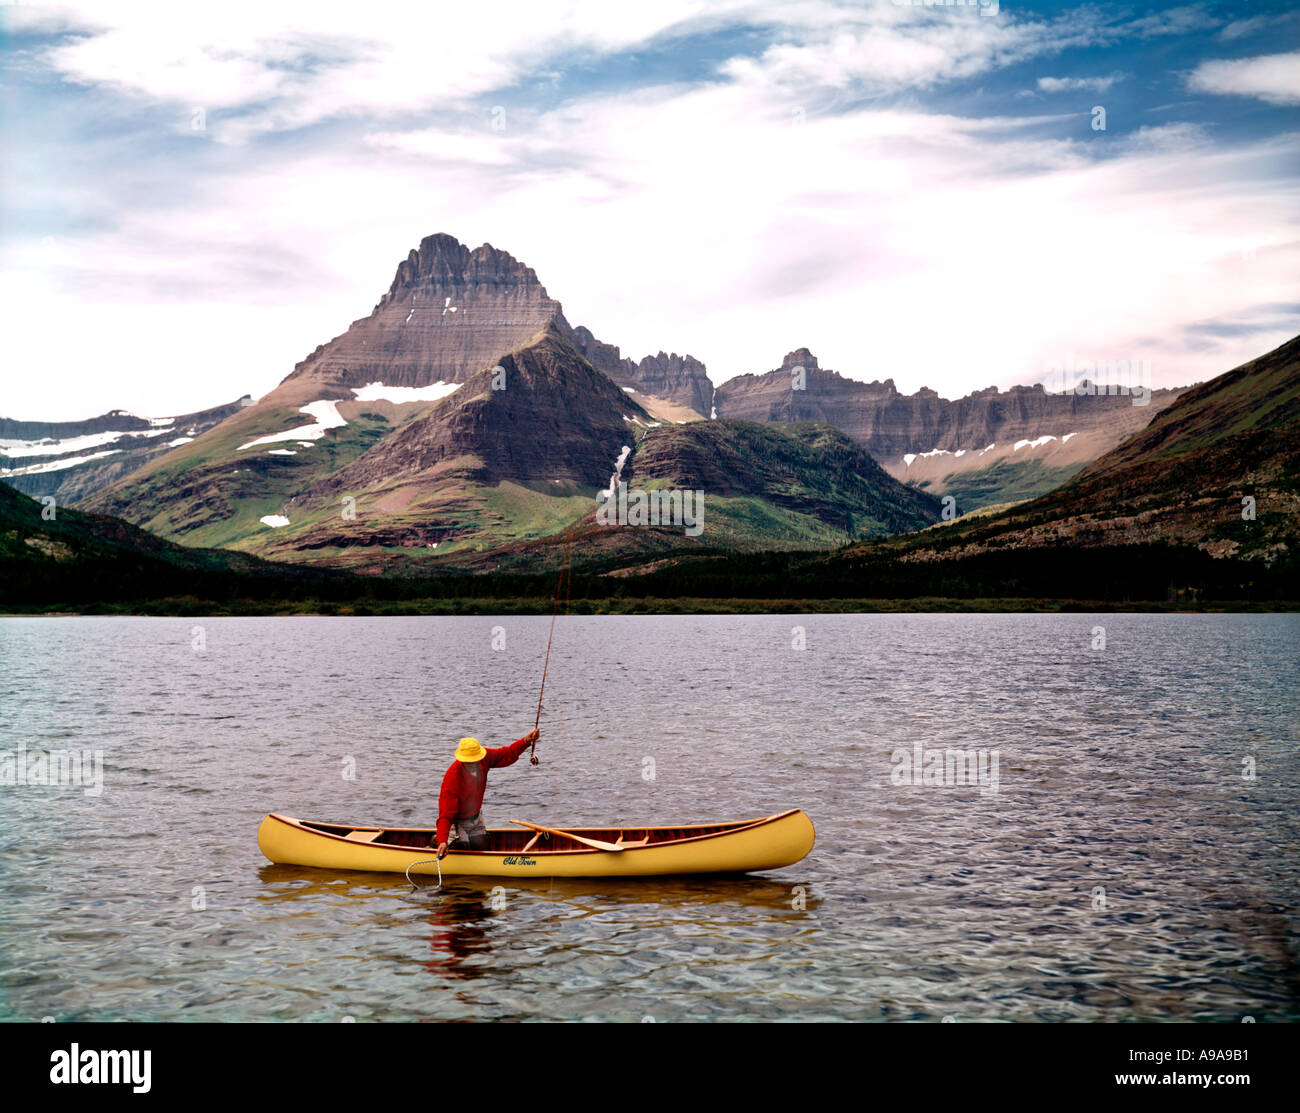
[1, 0, 1297, 420]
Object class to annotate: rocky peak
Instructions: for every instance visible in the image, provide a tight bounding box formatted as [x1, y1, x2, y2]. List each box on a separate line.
[632, 351, 714, 418]
[561, 322, 715, 417]
[713, 352, 1187, 460]
[379, 234, 550, 307]
[781, 348, 820, 372]
[278, 233, 564, 393]
[272, 231, 715, 413]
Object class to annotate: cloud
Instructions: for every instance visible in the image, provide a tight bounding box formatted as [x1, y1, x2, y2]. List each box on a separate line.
[1036, 73, 1125, 94]
[1125, 6, 1219, 40]
[1187, 51, 1300, 106]
[22, 1, 1164, 141]
[28, 1, 747, 144]
[2, 2, 1298, 419]
[716, 4, 1112, 96]
[1218, 14, 1299, 42]
[1180, 301, 1300, 340]
[1219, 17, 1272, 42]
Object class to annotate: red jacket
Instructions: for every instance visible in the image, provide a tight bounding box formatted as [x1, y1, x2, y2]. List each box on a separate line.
[436, 735, 532, 845]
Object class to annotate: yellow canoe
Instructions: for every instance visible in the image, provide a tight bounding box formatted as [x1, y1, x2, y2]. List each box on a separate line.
[257, 810, 815, 878]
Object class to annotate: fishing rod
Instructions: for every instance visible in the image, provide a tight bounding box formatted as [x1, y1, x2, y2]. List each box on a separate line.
[531, 528, 574, 765]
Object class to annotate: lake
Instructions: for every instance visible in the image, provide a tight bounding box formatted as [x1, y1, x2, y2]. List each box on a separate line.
[0, 613, 1296, 1022]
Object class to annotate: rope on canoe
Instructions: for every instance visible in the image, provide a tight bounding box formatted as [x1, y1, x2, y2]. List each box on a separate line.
[406, 857, 442, 892]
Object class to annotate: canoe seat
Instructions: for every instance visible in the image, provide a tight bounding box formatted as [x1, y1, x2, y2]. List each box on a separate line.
[615, 833, 651, 848]
[344, 830, 383, 843]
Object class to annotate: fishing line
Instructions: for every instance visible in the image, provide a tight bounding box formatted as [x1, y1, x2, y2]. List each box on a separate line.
[531, 527, 574, 764]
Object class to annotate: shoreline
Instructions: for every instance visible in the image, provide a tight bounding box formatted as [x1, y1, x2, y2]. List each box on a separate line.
[4, 598, 1298, 618]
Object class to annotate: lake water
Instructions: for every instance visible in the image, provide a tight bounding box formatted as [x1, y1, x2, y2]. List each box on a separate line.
[0, 613, 1296, 1022]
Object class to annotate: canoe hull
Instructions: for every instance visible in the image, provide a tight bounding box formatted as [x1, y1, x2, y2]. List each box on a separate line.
[257, 810, 815, 878]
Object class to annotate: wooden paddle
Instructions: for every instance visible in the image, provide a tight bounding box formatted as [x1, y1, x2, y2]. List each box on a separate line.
[509, 818, 624, 853]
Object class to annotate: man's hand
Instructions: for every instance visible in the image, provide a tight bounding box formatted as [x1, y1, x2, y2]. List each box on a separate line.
[523, 727, 540, 745]
[437, 842, 448, 860]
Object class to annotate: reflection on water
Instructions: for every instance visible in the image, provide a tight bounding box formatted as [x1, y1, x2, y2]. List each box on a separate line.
[425, 896, 497, 980]
[0, 614, 1296, 1021]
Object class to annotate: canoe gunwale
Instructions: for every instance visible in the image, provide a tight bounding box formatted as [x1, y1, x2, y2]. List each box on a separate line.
[265, 809, 804, 858]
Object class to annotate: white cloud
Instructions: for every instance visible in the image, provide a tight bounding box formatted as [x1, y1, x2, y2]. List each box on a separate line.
[717, 5, 1107, 95]
[1219, 17, 1272, 42]
[1036, 73, 1125, 94]
[30, 0, 752, 144]
[1187, 51, 1300, 106]
[2, 3, 1297, 419]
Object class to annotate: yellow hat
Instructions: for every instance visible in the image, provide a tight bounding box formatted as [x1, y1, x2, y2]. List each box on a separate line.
[455, 737, 486, 762]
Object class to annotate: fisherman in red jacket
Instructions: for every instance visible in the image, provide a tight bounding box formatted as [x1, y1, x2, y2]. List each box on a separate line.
[435, 728, 539, 858]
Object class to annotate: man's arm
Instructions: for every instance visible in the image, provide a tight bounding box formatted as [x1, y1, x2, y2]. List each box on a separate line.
[435, 777, 460, 847]
[486, 727, 540, 768]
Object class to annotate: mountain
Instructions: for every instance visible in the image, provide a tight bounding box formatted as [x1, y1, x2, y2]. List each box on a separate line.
[278, 234, 561, 400]
[577, 336, 1298, 605]
[190, 325, 938, 572]
[24, 233, 1188, 528]
[866, 333, 1300, 566]
[0, 477, 344, 609]
[82, 234, 724, 560]
[249, 324, 660, 566]
[564, 323, 714, 419]
[713, 349, 1187, 509]
[419, 417, 943, 575]
[626, 420, 940, 538]
[268, 231, 711, 421]
[625, 352, 713, 419]
[81, 231, 944, 573]
[1, 397, 252, 505]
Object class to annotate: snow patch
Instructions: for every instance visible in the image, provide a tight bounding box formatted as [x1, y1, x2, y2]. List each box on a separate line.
[267, 449, 296, 456]
[954, 449, 966, 458]
[238, 401, 347, 450]
[624, 415, 661, 428]
[1062, 432, 1077, 443]
[1013, 435, 1057, 452]
[1, 426, 174, 458]
[351, 381, 461, 404]
[903, 448, 951, 466]
[166, 437, 194, 447]
[0, 450, 121, 477]
[259, 515, 290, 528]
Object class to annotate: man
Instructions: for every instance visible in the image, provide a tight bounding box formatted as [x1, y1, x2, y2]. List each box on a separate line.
[435, 727, 539, 858]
